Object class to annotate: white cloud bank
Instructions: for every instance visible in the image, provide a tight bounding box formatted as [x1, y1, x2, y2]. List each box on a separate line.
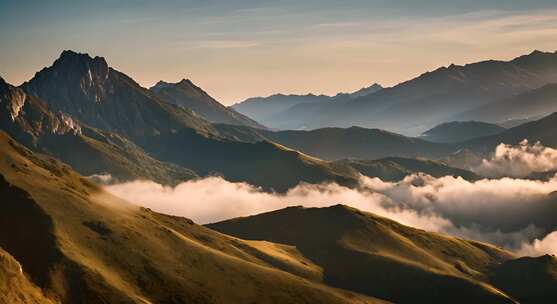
[474, 140, 557, 178]
[103, 173, 557, 257]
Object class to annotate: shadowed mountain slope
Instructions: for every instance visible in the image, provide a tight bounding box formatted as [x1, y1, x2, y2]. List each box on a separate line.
[0, 248, 56, 304]
[463, 112, 557, 154]
[0, 77, 197, 184]
[333, 157, 481, 181]
[0, 131, 383, 304]
[421, 121, 505, 143]
[150, 79, 266, 129]
[22, 50, 215, 138]
[459, 83, 557, 124]
[256, 126, 453, 161]
[490, 255, 557, 304]
[134, 129, 358, 192]
[18, 51, 361, 191]
[208, 205, 517, 304]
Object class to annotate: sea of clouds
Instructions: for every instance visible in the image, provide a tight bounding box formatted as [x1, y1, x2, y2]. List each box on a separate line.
[100, 140, 557, 257]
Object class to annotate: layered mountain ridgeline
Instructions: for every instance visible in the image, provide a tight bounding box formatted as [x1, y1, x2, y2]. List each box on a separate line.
[333, 157, 481, 182]
[0, 77, 197, 184]
[458, 83, 557, 124]
[420, 121, 506, 143]
[15, 51, 367, 191]
[255, 126, 454, 161]
[232, 84, 383, 129]
[461, 112, 557, 154]
[150, 79, 266, 129]
[208, 205, 529, 304]
[0, 131, 384, 304]
[236, 50, 557, 135]
[232, 93, 333, 127]
[134, 129, 358, 192]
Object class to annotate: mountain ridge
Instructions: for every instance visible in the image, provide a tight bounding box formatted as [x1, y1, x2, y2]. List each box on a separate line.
[150, 78, 266, 129]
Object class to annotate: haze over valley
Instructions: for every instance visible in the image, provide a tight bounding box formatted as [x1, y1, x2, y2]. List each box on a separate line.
[2, 1, 557, 303]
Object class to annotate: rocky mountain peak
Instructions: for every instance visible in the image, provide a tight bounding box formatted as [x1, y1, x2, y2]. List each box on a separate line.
[24, 50, 111, 105]
[0, 79, 26, 122]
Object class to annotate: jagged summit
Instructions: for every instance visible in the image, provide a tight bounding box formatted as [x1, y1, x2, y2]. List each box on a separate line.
[21, 50, 214, 137]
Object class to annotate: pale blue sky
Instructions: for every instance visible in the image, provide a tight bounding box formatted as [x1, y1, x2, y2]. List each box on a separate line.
[1, 0, 557, 104]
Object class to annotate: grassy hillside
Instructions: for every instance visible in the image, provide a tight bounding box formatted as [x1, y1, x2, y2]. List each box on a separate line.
[208, 205, 518, 304]
[0, 248, 56, 304]
[0, 131, 382, 304]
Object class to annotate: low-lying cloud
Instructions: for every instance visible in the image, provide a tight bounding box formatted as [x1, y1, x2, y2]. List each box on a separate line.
[474, 140, 557, 178]
[518, 231, 557, 257]
[103, 173, 557, 257]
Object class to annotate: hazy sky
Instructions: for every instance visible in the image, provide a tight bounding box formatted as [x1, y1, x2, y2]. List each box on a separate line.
[1, 1, 557, 104]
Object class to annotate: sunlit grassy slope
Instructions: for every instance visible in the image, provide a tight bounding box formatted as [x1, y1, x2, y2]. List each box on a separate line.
[208, 205, 521, 304]
[0, 131, 383, 304]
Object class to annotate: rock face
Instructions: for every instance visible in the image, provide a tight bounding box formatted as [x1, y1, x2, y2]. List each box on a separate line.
[150, 79, 266, 129]
[0, 77, 82, 143]
[0, 77, 197, 185]
[22, 50, 214, 138]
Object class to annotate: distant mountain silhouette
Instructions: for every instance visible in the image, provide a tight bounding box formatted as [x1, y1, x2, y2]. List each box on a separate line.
[463, 112, 557, 153]
[232, 84, 382, 129]
[236, 50, 557, 134]
[421, 121, 505, 143]
[150, 79, 266, 129]
[459, 83, 557, 124]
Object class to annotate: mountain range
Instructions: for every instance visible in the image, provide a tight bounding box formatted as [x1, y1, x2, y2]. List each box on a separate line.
[233, 51, 557, 135]
[4, 133, 556, 303]
[3, 48, 557, 303]
[6, 51, 364, 191]
[232, 83, 383, 130]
